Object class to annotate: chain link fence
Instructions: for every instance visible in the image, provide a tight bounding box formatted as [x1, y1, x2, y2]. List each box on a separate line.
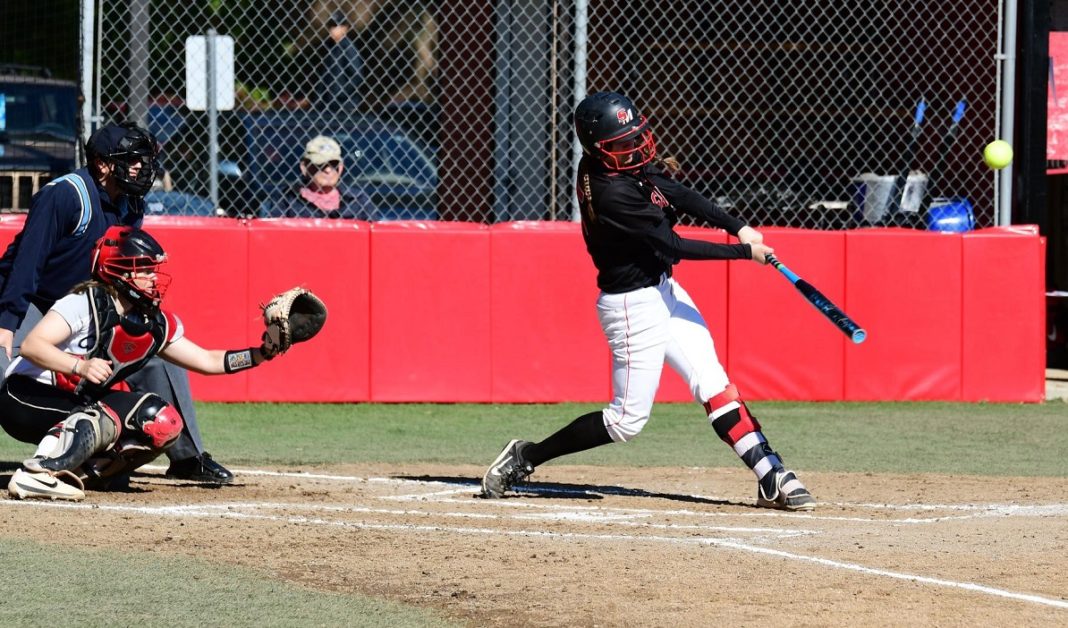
[87, 0, 1000, 227]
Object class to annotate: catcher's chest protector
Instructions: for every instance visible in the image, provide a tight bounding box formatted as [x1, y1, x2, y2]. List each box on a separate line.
[73, 287, 171, 399]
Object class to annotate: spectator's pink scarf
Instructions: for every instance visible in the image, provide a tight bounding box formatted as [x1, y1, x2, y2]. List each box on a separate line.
[300, 186, 341, 211]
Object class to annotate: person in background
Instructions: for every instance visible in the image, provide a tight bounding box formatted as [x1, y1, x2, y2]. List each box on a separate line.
[270, 135, 377, 220]
[315, 9, 364, 116]
[0, 122, 235, 484]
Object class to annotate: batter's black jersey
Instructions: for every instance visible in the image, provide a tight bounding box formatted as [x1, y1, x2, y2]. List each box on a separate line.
[577, 157, 752, 293]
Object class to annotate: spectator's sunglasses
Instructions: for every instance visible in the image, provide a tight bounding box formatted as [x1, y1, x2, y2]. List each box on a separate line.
[307, 160, 342, 174]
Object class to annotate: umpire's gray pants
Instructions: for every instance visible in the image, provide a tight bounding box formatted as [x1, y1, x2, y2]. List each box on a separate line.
[0, 304, 205, 461]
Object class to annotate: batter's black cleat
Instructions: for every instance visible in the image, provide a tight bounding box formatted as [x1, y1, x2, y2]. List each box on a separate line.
[165, 452, 234, 484]
[481, 439, 534, 498]
[756, 469, 816, 511]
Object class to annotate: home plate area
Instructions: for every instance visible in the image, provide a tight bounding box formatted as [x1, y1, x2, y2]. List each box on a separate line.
[3, 464, 1068, 619]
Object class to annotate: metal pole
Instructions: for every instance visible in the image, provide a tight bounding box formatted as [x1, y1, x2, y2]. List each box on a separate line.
[128, 0, 150, 128]
[94, 0, 102, 131]
[207, 29, 220, 211]
[570, 0, 588, 222]
[549, 0, 559, 219]
[492, 0, 512, 222]
[998, 0, 1018, 225]
[79, 0, 96, 162]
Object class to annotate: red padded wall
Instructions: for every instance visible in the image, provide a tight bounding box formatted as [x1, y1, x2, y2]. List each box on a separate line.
[369, 222, 491, 401]
[844, 229, 962, 400]
[144, 217, 250, 401]
[728, 228, 847, 400]
[490, 222, 606, 402]
[655, 227, 730, 403]
[0, 215, 26, 249]
[962, 227, 1045, 401]
[247, 219, 371, 401]
[1, 214, 1044, 403]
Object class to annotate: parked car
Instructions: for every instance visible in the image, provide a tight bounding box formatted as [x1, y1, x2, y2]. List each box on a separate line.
[146, 106, 438, 220]
[0, 65, 77, 211]
[147, 104, 251, 217]
[243, 110, 438, 220]
[144, 187, 220, 217]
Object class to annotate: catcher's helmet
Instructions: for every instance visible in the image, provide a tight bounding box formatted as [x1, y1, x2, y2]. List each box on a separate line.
[91, 226, 171, 309]
[574, 91, 656, 170]
[85, 122, 161, 197]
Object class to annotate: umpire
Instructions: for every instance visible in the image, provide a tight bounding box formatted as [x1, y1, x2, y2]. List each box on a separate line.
[0, 122, 233, 483]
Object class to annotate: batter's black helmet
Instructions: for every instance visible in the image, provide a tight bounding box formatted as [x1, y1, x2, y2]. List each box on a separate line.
[91, 226, 171, 309]
[86, 122, 161, 197]
[573, 91, 656, 170]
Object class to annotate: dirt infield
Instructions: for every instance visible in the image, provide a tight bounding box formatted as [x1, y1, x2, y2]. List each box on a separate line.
[2, 464, 1067, 626]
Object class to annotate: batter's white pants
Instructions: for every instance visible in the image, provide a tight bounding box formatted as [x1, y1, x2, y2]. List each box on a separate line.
[597, 274, 730, 442]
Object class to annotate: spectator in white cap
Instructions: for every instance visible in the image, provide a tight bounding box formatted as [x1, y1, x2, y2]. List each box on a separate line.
[270, 134, 377, 220]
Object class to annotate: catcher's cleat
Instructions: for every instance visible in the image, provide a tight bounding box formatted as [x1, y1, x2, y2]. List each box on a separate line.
[7, 469, 85, 501]
[481, 439, 534, 498]
[165, 452, 234, 484]
[756, 469, 816, 511]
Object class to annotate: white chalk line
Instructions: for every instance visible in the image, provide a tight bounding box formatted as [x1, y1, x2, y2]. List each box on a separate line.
[5, 498, 1067, 611]
[0, 498, 811, 540]
[713, 538, 1068, 610]
[137, 464, 1068, 523]
[0, 498, 808, 543]
[420, 495, 991, 525]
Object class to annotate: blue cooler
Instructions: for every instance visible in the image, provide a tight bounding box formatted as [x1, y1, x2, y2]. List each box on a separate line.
[926, 197, 975, 232]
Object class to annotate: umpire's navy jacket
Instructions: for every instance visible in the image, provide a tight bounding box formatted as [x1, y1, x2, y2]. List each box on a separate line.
[0, 167, 143, 332]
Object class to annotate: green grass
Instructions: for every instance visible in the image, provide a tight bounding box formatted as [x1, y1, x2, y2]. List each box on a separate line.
[6, 400, 1060, 476]
[0, 539, 458, 628]
[200, 400, 1068, 476]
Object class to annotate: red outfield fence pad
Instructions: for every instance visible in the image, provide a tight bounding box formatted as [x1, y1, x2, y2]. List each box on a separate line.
[0, 216, 1045, 402]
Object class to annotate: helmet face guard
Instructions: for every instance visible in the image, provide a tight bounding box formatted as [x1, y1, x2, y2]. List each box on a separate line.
[574, 92, 658, 171]
[112, 126, 161, 196]
[91, 227, 171, 309]
[92, 123, 161, 197]
[594, 116, 657, 171]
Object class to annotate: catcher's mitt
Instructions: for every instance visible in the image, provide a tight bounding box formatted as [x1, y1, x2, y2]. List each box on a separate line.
[260, 287, 328, 359]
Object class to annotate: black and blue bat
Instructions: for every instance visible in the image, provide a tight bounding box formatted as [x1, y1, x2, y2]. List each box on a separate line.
[924, 99, 967, 211]
[766, 254, 867, 344]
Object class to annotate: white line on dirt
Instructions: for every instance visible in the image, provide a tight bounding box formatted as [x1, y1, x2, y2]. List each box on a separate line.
[4, 498, 1067, 610]
[137, 465, 1068, 522]
[421, 495, 1063, 526]
[712, 538, 1068, 610]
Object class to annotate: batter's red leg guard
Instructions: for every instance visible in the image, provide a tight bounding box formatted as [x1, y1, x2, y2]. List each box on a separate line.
[703, 384, 762, 446]
[704, 385, 789, 488]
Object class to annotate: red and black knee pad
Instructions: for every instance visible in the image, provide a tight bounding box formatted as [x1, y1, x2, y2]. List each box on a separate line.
[703, 384, 762, 446]
[121, 394, 184, 450]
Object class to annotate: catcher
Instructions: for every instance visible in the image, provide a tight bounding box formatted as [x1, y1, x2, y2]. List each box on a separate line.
[0, 226, 326, 501]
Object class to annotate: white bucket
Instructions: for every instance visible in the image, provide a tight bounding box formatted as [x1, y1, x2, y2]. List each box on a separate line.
[851, 172, 928, 223]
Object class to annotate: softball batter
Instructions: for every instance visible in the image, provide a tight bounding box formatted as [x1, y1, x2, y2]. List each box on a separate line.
[481, 91, 815, 510]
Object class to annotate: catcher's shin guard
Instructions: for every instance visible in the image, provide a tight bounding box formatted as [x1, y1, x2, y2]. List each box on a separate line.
[121, 394, 183, 449]
[34, 405, 121, 474]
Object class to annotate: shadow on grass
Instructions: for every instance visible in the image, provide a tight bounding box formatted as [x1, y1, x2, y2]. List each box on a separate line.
[394, 474, 743, 507]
